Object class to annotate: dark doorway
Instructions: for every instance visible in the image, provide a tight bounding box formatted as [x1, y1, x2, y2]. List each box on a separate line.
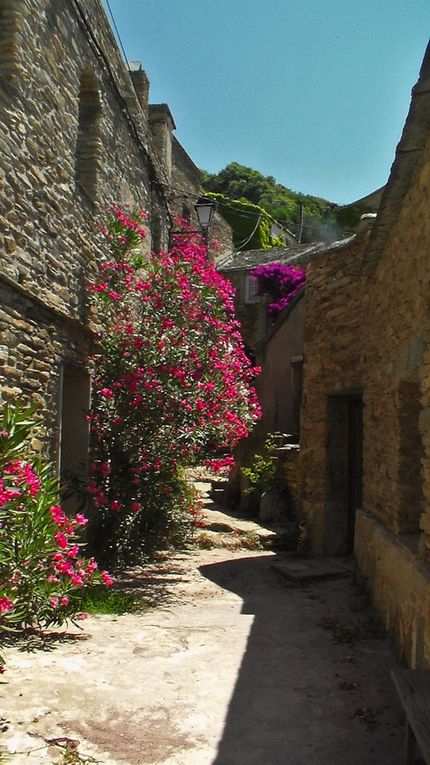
[59, 366, 91, 514]
[326, 394, 363, 554]
[290, 356, 303, 436]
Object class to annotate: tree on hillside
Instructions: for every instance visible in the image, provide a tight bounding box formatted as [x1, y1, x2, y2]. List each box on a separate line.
[202, 162, 366, 243]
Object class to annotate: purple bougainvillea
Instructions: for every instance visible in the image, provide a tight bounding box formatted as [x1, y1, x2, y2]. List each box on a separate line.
[251, 262, 306, 317]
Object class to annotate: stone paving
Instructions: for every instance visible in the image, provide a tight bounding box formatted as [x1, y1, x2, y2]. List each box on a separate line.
[1, 496, 405, 764]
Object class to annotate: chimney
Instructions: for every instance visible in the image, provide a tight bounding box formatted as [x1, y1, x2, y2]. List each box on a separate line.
[357, 212, 377, 235]
[148, 103, 176, 182]
[128, 61, 150, 124]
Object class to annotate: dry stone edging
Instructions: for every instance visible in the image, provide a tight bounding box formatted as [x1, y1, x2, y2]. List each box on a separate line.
[193, 477, 296, 551]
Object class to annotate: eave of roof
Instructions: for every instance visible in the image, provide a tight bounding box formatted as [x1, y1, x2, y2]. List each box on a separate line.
[216, 242, 325, 272]
[364, 41, 430, 267]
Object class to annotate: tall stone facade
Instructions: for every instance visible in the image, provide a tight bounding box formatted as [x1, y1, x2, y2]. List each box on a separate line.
[300, 44, 430, 667]
[169, 136, 233, 254]
[0, 0, 229, 480]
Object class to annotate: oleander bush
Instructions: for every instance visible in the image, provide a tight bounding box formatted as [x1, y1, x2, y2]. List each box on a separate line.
[86, 206, 261, 565]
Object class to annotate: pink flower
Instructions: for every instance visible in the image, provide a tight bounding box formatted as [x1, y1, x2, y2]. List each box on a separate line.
[60, 595, 70, 606]
[101, 571, 113, 587]
[87, 559, 98, 574]
[50, 505, 66, 525]
[0, 486, 21, 507]
[0, 596, 13, 614]
[74, 513, 88, 526]
[54, 532, 68, 549]
[99, 388, 114, 399]
[55, 560, 74, 576]
[130, 502, 141, 512]
[110, 500, 121, 512]
[49, 595, 59, 608]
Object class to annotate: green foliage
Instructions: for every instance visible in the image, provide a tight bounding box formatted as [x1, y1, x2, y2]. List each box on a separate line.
[87, 207, 260, 566]
[335, 203, 372, 230]
[87, 467, 196, 568]
[80, 587, 147, 615]
[204, 192, 284, 250]
[241, 433, 279, 500]
[203, 162, 372, 244]
[54, 743, 97, 765]
[0, 403, 107, 670]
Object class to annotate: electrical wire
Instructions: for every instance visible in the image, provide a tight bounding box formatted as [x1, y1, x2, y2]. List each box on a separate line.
[104, 0, 129, 64]
[234, 214, 262, 250]
[102, 0, 175, 196]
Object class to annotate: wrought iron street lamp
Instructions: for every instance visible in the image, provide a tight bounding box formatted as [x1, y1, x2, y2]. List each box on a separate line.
[194, 196, 215, 243]
[168, 196, 216, 249]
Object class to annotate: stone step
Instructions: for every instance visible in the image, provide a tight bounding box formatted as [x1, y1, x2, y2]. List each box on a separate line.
[210, 478, 228, 490]
[210, 487, 226, 501]
[271, 557, 351, 583]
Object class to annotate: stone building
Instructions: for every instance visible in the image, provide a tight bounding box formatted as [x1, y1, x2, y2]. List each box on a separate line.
[0, 0, 229, 484]
[217, 243, 321, 356]
[255, 292, 305, 440]
[220, 242, 324, 512]
[300, 43, 430, 667]
[169, 135, 233, 254]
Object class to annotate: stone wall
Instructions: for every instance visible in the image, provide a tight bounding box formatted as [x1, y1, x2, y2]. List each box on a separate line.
[276, 445, 301, 511]
[0, 0, 219, 477]
[300, 232, 371, 555]
[170, 137, 233, 255]
[0, 0, 175, 465]
[299, 46, 430, 664]
[0, 277, 93, 461]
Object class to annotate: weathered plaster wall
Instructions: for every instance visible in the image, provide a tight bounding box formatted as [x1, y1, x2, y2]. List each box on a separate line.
[256, 295, 304, 437]
[218, 269, 268, 353]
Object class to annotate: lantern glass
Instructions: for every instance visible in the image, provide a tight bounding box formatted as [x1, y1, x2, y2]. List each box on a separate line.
[195, 198, 215, 229]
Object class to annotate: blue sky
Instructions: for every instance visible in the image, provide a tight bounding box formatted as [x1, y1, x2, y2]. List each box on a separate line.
[105, 1, 430, 204]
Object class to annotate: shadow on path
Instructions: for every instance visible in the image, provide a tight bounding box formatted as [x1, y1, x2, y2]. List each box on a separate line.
[199, 554, 402, 765]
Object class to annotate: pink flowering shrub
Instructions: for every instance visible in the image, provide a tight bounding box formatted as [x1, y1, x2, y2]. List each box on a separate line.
[203, 456, 235, 475]
[0, 403, 110, 670]
[251, 262, 306, 317]
[87, 206, 261, 564]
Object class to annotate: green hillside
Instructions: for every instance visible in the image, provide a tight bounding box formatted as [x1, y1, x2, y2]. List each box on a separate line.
[202, 162, 376, 247]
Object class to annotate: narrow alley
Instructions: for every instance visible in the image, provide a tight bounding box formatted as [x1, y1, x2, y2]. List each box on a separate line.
[3, 492, 404, 765]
